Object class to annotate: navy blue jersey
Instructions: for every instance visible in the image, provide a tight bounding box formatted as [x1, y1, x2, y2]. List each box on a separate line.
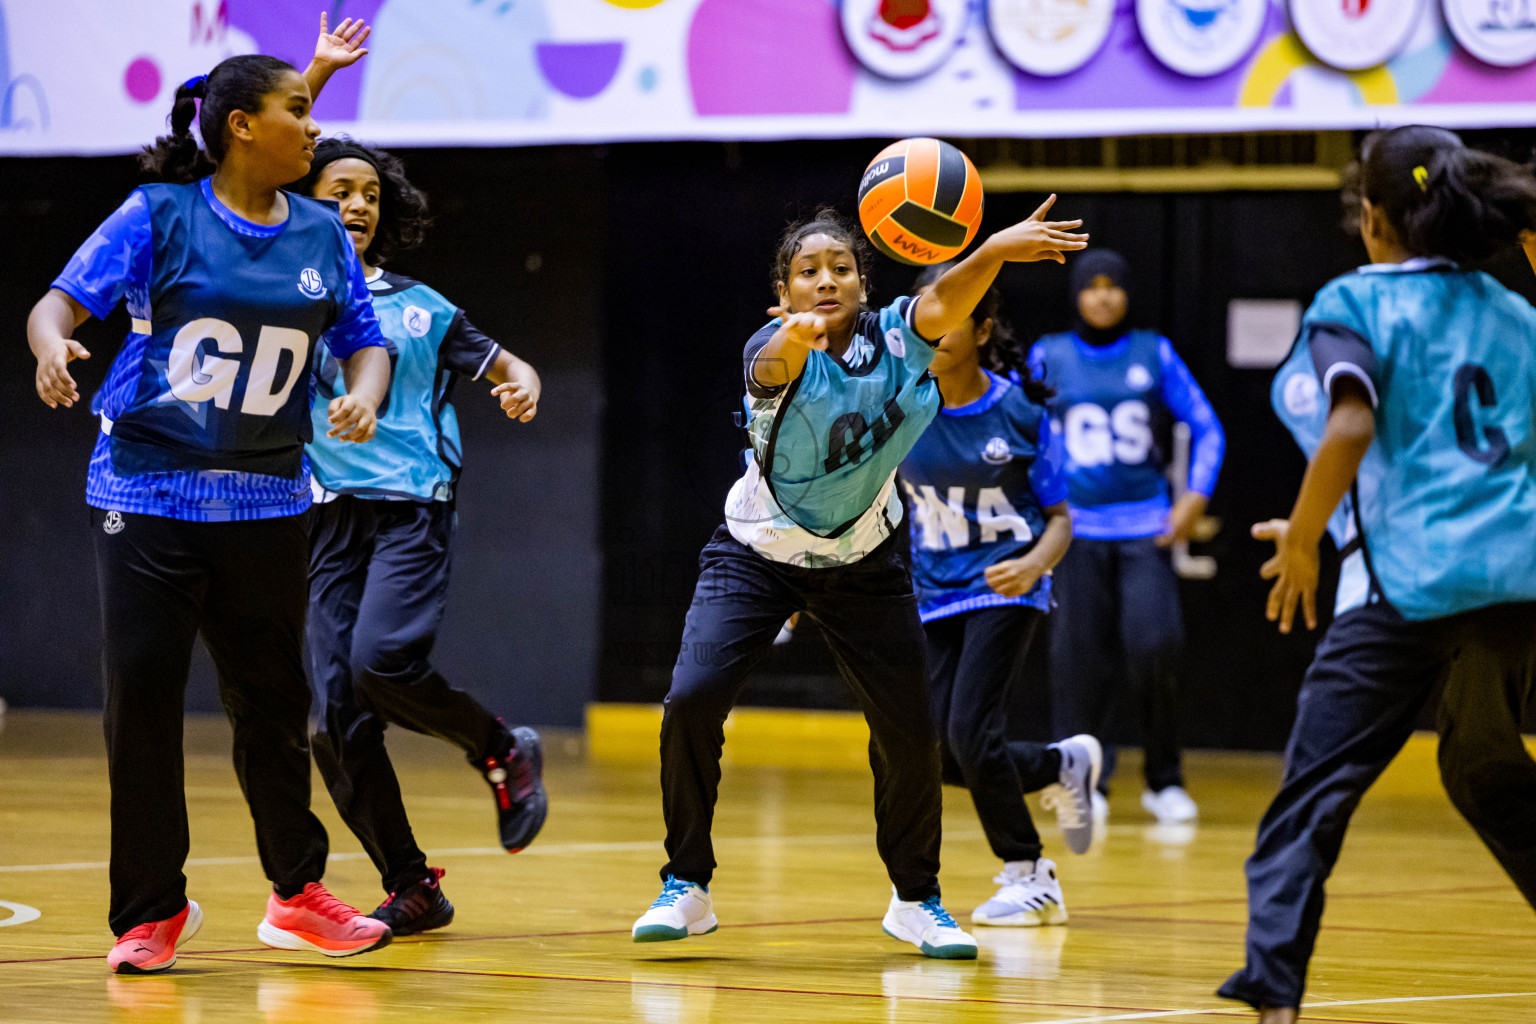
[900, 370, 1068, 621]
[1029, 330, 1224, 539]
[53, 180, 385, 522]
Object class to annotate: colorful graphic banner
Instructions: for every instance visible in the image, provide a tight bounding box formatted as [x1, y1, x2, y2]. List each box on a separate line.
[2, 0, 1534, 156]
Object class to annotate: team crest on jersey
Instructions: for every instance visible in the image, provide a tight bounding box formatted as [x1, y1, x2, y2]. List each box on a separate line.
[982, 437, 1013, 465]
[1126, 363, 1153, 390]
[885, 326, 906, 358]
[1282, 371, 1321, 418]
[102, 511, 125, 535]
[298, 268, 327, 299]
[843, 334, 878, 369]
[402, 305, 433, 338]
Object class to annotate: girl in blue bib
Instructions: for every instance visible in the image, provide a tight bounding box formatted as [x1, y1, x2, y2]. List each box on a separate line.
[900, 267, 1100, 929]
[295, 137, 549, 937]
[630, 199, 1089, 960]
[26, 26, 395, 973]
[1220, 126, 1536, 1023]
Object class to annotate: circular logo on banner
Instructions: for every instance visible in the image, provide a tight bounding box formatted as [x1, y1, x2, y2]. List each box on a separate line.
[841, 0, 970, 80]
[1443, 0, 1536, 67]
[1291, 0, 1425, 71]
[1136, 0, 1268, 77]
[987, 0, 1117, 76]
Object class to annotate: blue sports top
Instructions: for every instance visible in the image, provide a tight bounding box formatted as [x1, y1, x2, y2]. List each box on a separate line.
[900, 369, 1068, 622]
[1029, 330, 1224, 539]
[309, 271, 501, 503]
[725, 296, 941, 566]
[52, 180, 386, 522]
[1273, 258, 1536, 621]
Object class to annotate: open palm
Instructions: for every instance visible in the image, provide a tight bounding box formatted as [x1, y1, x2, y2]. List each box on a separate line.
[314, 13, 371, 69]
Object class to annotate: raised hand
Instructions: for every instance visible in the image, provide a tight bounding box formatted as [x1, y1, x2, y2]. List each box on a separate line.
[314, 12, 371, 72]
[984, 194, 1089, 265]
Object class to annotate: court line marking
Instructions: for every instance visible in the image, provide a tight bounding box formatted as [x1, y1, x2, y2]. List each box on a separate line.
[0, 902, 40, 928]
[0, 829, 983, 875]
[1010, 989, 1536, 1024]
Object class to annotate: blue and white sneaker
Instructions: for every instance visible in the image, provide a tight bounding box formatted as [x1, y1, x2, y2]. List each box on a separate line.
[971, 858, 1067, 927]
[882, 892, 978, 959]
[1041, 734, 1102, 854]
[632, 876, 717, 942]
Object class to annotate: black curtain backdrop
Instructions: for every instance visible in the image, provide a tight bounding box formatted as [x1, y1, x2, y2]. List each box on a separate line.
[5, 138, 1533, 744]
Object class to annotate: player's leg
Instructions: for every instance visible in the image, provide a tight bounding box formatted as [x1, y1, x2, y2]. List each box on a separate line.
[1049, 538, 1118, 810]
[812, 538, 975, 959]
[94, 510, 206, 973]
[199, 513, 389, 959]
[1117, 538, 1192, 822]
[1217, 602, 1452, 1013]
[636, 527, 795, 942]
[308, 497, 447, 933]
[350, 501, 545, 854]
[1437, 601, 1536, 907]
[946, 606, 1073, 926]
[921, 613, 967, 787]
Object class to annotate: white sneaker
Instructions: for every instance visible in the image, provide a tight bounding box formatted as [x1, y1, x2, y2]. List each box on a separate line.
[971, 859, 1067, 927]
[1142, 785, 1198, 824]
[632, 877, 717, 942]
[1091, 790, 1109, 824]
[773, 619, 796, 645]
[882, 892, 978, 959]
[1041, 734, 1101, 854]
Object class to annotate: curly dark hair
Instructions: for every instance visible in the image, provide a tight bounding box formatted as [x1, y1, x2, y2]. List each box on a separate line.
[770, 206, 875, 304]
[912, 262, 1054, 405]
[292, 136, 432, 265]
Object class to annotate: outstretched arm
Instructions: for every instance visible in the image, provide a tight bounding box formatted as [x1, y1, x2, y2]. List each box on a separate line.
[748, 311, 829, 391]
[912, 195, 1087, 341]
[27, 290, 93, 409]
[303, 12, 371, 102]
[329, 346, 390, 442]
[1252, 377, 1375, 634]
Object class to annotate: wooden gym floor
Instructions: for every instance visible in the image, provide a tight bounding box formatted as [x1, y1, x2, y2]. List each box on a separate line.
[1, 708, 1533, 1024]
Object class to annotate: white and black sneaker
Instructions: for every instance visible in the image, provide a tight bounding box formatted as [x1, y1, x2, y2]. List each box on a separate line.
[971, 859, 1067, 927]
[632, 876, 717, 942]
[882, 892, 978, 959]
[1040, 734, 1102, 855]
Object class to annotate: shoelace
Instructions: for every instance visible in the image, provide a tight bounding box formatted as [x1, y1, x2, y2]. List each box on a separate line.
[650, 877, 692, 909]
[484, 749, 535, 809]
[919, 896, 959, 929]
[379, 867, 446, 909]
[1041, 785, 1087, 830]
[298, 884, 361, 924]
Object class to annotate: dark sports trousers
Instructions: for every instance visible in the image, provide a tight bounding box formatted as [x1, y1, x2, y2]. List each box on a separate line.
[924, 606, 1060, 864]
[1219, 599, 1536, 1011]
[93, 509, 328, 935]
[1049, 536, 1184, 793]
[662, 527, 943, 902]
[307, 496, 506, 894]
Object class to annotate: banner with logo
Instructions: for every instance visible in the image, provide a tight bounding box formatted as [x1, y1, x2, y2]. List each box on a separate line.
[2, 0, 1534, 156]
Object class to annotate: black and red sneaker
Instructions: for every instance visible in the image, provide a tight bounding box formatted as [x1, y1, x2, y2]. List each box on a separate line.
[369, 867, 454, 937]
[480, 726, 548, 852]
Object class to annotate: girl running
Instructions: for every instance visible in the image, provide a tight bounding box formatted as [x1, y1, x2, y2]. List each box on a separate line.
[294, 136, 548, 937]
[899, 266, 1100, 928]
[1029, 250, 1225, 824]
[26, 40, 393, 973]
[629, 199, 1088, 959]
[1218, 125, 1536, 1024]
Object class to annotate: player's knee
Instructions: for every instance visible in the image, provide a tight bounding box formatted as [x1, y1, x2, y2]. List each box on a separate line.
[1440, 753, 1521, 826]
[661, 673, 734, 726]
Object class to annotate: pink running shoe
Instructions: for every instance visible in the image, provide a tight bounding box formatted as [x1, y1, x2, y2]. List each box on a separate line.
[108, 900, 203, 974]
[257, 882, 392, 958]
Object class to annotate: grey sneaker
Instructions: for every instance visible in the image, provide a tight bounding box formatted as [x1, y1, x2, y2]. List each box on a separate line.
[1041, 734, 1102, 854]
